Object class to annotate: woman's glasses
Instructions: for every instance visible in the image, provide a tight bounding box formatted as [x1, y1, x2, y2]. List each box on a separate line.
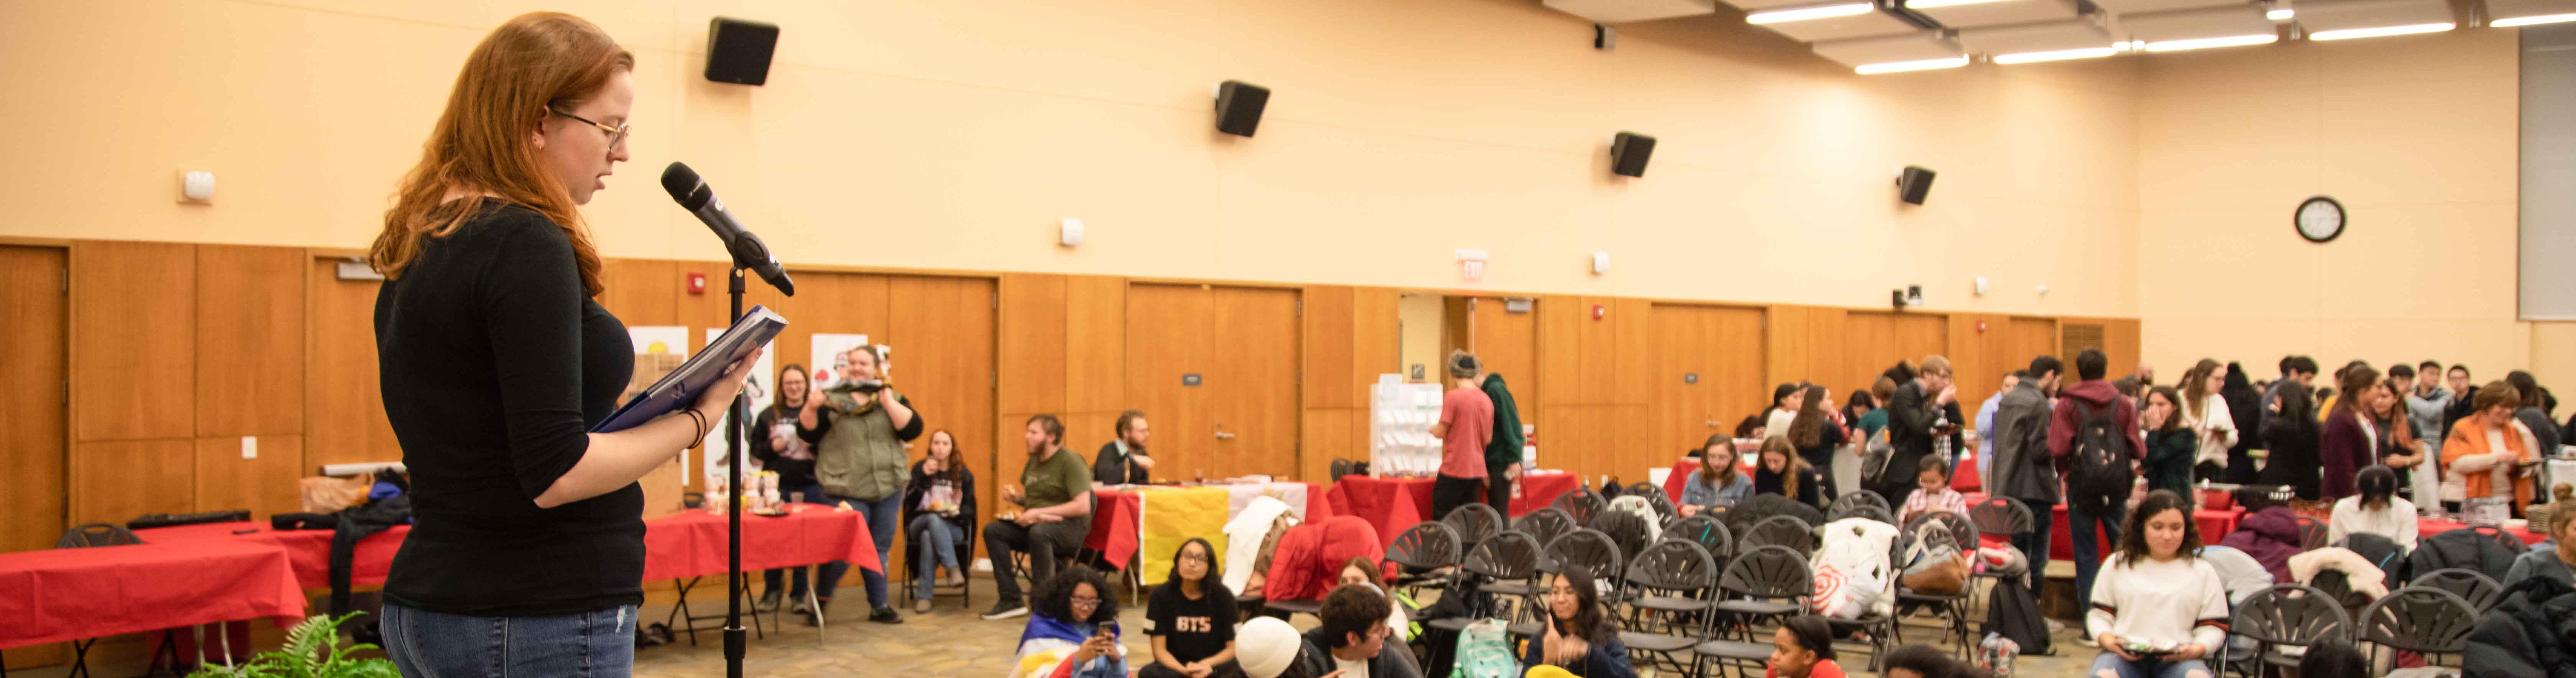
[550, 109, 630, 151]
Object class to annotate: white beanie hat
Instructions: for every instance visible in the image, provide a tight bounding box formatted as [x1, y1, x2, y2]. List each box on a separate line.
[1235, 617, 1304, 678]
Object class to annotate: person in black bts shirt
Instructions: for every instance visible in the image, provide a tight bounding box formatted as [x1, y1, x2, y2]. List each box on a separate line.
[1095, 410, 1156, 486]
[1141, 537, 1239, 678]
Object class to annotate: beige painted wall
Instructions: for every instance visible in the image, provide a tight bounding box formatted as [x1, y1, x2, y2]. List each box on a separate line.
[2133, 28, 2531, 383]
[0, 0, 2138, 317]
[1398, 292, 1444, 383]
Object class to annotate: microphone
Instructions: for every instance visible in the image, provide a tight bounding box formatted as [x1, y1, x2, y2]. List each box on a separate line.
[660, 162, 795, 296]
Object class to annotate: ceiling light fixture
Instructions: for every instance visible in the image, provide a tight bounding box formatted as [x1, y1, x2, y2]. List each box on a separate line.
[2308, 21, 2454, 39]
[2268, 8, 2297, 19]
[1992, 45, 2122, 62]
[1906, 0, 2018, 8]
[2492, 11, 2576, 25]
[2142, 33, 2281, 50]
[1855, 55, 1971, 73]
[1748, 2, 1876, 23]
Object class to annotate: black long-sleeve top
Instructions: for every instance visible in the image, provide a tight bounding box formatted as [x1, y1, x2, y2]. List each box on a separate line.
[747, 406, 817, 490]
[375, 202, 640, 616]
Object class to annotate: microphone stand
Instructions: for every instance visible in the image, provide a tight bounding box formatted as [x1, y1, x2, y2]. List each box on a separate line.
[724, 268, 748, 678]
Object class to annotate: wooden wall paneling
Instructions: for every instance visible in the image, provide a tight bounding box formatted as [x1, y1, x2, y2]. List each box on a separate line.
[1947, 314, 2014, 409]
[1441, 296, 1471, 364]
[195, 435, 303, 517]
[1299, 409, 1352, 484]
[1612, 404, 1654, 481]
[1350, 287, 1401, 397]
[886, 275, 997, 524]
[1575, 296, 1617, 406]
[2102, 318, 2144, 382]
[1535, 295, 1581, 407]
[1611, 299, 1653, 408]
[305, 260, 400, 468]
[72, 240, 195, 442]
[1651, 305, 1715, 460]
[1469, 298, 1539, 413]
[999, 274, 1069, 416]
[1765, 305, 1812, 391]
[1303, 286, 1357, 410]
[596, 259, 679, 326]
[1, 246, 69, 554]
[1209, 286, 1301, 479]
[2005, 317, 2059, 373]
[1802, 307, 1852, 394]
[196, 245, 304, 438]
[1127, 284, 1212, 480]
[74, 438, 192, 524]
[1705, 307, 1769, 438]
[1839, 311, 1947, 399]
[1063, 275, 1127, 414]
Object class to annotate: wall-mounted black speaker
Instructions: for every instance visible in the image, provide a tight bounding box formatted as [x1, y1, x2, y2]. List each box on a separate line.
[1896, 165, 1936, 205]
[704, 17, 779, 86]
[1610, 132, 1655, 178]
[1215, 80, 1269, 137]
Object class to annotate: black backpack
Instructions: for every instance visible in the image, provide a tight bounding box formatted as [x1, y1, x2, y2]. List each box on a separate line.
[2066, 399, 2133, 502]
[1983, 570, 2052, 655]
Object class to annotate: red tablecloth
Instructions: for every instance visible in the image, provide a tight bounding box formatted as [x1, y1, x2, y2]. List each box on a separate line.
[2418, 519, 2546, 545]
[1328, 476, 1436, 546]
[0, 539, 307, 649]
[1509, 473, 1581, 517]
[140, 507, 880, 591]
[1962, 492, 2238, 561]
[1082, 483, 1332, 570]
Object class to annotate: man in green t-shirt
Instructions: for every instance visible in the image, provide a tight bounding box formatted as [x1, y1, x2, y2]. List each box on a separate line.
[981, 414, 1095, 620]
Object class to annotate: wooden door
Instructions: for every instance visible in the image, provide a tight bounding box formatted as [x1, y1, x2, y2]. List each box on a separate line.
[1210, 287, 1300, 479]
[1466, 297, 1538, 400]
[881, 275, 996, 503]
[1652, 305, 1765, 457]
[307, 259, 402, 467]
[1126, 284, 1300, 481]
[2004, 317, 2058, 374]
[1, 246, 67, 553]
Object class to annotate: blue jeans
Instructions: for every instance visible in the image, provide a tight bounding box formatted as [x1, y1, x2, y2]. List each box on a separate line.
[763, 481, 832, 598]
[2089, 652, 2210, 678]
[381, 602, 636, 678]
[2068, 495, 2127, 606]
[815, 492, 901, 609]
[912, 513, 962, 600]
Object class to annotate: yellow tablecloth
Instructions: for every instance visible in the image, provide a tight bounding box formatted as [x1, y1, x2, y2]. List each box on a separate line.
[1135, 486, 1232, 586]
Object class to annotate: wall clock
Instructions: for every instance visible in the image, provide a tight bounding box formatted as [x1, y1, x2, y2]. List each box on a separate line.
[2297, 196, 2345, 243]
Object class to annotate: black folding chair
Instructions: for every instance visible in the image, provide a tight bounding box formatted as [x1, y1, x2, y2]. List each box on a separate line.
[1628, 481, 1679, 524]
[1385, 521, 1464, 596]
[1442, 502, 1504, 550]
[1552, 488, 1608, 526]
[1615, 540, 1718, 676]
[1330, 458, 1355, 483]
[1826, 490, 1892, 524]
[2354, 586, 2480, 668]
[1738, 515, 1815, 557]
[1513, 506, 1577, 549]
[1421, 530, 1542, 672]
[1663, 514, 1733, 567]
[1893, 511, 1974, 656]
[1696, 545, 1811, 678]
[2222, 583, 2351, 677]
[2410, 567, 2505, 612]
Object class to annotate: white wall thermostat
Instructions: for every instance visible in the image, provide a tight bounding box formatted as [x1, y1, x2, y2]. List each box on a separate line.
[182, 171, 215, 202]
[1590, 251, 1610, 275]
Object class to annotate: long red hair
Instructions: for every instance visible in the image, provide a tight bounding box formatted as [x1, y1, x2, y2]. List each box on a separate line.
[369, 11, 628, 297]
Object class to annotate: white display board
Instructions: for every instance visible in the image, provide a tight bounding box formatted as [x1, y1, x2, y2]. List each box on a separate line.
[1370, 377, 1445, 477]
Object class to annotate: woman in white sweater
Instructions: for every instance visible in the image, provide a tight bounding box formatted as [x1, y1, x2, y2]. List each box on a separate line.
[2326, 465, 2417, 552]
[2090, 490, 2230, 678]
[2181, 360, 2239, 480]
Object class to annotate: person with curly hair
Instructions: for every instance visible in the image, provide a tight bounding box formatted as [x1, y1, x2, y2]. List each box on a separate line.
[1011, 565, 1126, 678]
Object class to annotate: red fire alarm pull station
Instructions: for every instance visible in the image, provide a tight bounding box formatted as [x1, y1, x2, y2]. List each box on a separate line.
[1975, 320, 1988, 333]
[1592, 305, 1606, 320]
[687, 272, 708, 295]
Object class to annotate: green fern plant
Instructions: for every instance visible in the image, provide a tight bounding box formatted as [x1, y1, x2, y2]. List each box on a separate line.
[184, 612, 400, 678]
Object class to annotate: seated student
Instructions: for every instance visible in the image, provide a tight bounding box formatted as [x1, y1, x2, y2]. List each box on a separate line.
[2503, 483, 2576, 589]
[1230, 617, 1324, 678]
[2090, 491, 2228, 678]
[1764, 616, 1847, 678]
[1141, 538, 1238, 678]
[1753, 436, 1827, 512]
[1681, 434, 1753, 517]
[1523, 568, 1638, 678]
[1338, 557, 1419, 644]
[1012, 566, 1127, 678]
[2325, 465, 2418, 553]
[905, 429, 978, 612]
[1899, 456, 1970, 525]
[1297, 584, 1425, 678]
